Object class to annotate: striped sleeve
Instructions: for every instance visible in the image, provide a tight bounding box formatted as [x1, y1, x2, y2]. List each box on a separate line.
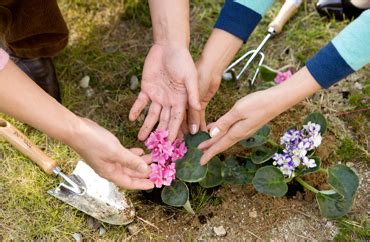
[214, 0, 274, 42]
[306, 9, 370, 88]
[0, 48, 9, 70]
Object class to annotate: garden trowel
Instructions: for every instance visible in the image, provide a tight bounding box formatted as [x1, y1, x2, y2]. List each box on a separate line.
[0, 118, 135, 225]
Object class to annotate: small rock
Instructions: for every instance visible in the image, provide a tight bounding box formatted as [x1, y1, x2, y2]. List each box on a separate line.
[72, 233, 82, 242]
[99, 227, 106, 236]
[222, 72, 233, 81]
[346, 162, 354, 167]
[127, 223, 140, 235]
[213, 226, 227, 237]
[354, 82, 363, 90]
[80, 75, 90, 88]
[249, 210, 258, 218]
[86, 87, 95, 97]
[130, 75, 139, 91]
[87, 216, 100, 230]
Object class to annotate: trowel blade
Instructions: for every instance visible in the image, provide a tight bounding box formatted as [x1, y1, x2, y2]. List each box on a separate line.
[48, 160, 135, 225]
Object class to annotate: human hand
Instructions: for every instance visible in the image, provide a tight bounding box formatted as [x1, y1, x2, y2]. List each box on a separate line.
[198, 67, 322, 165]
[129, 43, 200, 141]
[70, 118, 154, 190]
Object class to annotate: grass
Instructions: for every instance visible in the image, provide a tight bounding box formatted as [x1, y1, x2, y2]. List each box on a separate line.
[0, 0, 369, 240]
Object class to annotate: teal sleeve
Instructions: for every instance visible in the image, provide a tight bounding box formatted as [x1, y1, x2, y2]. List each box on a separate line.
[332, 9, 370, 71]
[234, 0, 274, 15]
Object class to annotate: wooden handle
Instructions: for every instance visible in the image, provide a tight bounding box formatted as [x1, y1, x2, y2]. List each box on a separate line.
[0, 119, 57, 174]
[269, 0, 302, 34]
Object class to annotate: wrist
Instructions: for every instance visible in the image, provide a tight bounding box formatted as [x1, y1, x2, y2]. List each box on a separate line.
[59, 115, 88, 151]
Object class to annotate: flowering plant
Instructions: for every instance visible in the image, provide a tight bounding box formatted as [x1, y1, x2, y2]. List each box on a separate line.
[146, 113, 359, 219]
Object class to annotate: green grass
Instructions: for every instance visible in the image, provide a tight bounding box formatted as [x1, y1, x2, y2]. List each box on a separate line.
[0, 0, 369, 239]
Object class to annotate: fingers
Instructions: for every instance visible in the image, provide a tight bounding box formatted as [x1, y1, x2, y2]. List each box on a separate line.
[157, 106, 171, 131]
[184, 75, 201, 111]
[141, 154, 152, 164]
[199, 109, 207, 131]
[167, 105, 185, 141]
[188, 107, 200, 135]
[113, 173, 154, 190]
[121, 166, 150, 179]
[129, 148, 144, 156]
[208, 108, 240, 139]
[129, 92, 150, 121]
[118, 148, 151, 175]
[138, 103, 161, 141]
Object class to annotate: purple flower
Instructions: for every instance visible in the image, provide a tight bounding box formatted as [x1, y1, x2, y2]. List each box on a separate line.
[171, 138, 187, 162]
[145, 130, 169, 150]
[151, 141, 174, 164]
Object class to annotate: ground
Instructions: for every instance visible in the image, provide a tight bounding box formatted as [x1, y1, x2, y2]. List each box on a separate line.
[0, 0, 369, 240]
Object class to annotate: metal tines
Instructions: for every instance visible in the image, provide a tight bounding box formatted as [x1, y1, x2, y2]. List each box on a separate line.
[223, 27, 275, 87]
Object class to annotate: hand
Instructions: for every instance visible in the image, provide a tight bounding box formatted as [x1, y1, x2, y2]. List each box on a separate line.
[70, 118, 154, 190]
[198, 90, 276, 165]
[198, 67, 322, 165]
[129, 43, 200, 141]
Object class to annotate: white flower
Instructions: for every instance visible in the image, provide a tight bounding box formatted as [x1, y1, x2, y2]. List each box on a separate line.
[292, 156, 301, 167]
[310, 133, 322, 148]
[303, 122, 321, 135]
[302, 156, 317, 168]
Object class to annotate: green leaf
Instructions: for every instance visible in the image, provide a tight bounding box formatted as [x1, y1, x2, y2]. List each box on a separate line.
[316, 191, 353, 219]
[176, 148, 207, 182]
[185, 132, 210, 148]
[303, 112, 327, 134]
[259, 65, 277, 82]
[222, 157, 249, 185]
[252, 166, 288, 197]
[244, 158, 257, 184]
[327, 164, 359, 198]
[161, 180, 189, 207]
[255, 81, 276, 91]
[299, 156, 321, 175]
[240, 135, 268, 148]
[251, 145, 277, 164]
[199, 156, 223, 188]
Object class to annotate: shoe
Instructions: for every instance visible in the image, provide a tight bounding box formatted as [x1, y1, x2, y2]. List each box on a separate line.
[10, 55, 61, 102]
[316, 0, 366, 20]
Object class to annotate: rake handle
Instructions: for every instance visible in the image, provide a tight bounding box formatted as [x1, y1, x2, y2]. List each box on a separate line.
[0, 119, 57, 174]
[269, 0, 302, 34]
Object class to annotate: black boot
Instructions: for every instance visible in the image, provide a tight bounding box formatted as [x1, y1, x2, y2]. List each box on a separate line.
[10, 55, 61, 102]
[316, 0, 367, 20]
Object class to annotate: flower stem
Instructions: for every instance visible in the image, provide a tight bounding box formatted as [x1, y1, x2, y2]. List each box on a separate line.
[319, 168, 328, 174]
[295, 177, 319, 194]
[183, 200, 195, 215]
[268, 139, 278, 147]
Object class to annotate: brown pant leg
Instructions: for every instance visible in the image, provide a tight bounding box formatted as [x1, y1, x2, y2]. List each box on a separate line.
[0, 0, 69, 58]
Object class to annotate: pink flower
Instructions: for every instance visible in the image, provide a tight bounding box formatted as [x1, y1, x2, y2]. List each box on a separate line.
[149, 163, 176, 188]
[145, 130, 169, 150]
[274, 70, 293, 84]
[171, 138, 187, 161]
[151, 141, 173, 164]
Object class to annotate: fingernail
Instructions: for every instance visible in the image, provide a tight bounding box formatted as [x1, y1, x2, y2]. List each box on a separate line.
[140, 164, 150, 174]
[210, 127, 220, 138]
[191, 124, 198, 134]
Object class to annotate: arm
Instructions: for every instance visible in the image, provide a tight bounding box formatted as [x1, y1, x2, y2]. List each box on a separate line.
[199, 10, 370, 164]
[0, 50, 153, 190]
[129, 0, 200, 141]
[188, 0, 274, 133]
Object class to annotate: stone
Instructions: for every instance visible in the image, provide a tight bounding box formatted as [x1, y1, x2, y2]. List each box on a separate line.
[99, 227, 106, 236]
[346, 162, 354, 167]
[213, 226, 227, 237]
[86, 87, 95, 97]
[127, 223, 140, 235]
[354, 82, 363, 90]
[249, 209, 258, 218]
[222, 72, 233, 81]
[130, 75, 139, 91]
[72, 233, 82, 242]
[80, 75, 90, 88]
[86, 216, 100, 230]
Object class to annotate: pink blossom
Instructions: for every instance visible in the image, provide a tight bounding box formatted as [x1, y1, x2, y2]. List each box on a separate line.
[274, 70, 293, 84]
[145, 130, 169, 150]
[149, 163, 176, 188]
[162, 163, 176, 186]
[151, 142, 173, 164]
[149, 163, 164, 188]
[171, 138, 187, 161]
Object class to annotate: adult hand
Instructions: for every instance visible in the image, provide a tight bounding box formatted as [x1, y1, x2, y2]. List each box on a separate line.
[129, 43, 200, 141]
[198, 67, 322, 165]
[70, 118, 154, 190]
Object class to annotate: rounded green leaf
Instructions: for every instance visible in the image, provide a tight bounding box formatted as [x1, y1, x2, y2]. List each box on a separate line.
[161, 180, 189, 207]
[185, 132, 210, 148]
[199, 156, 223, 188]
[222, 157, 250, 185]
[303, 112, 327, 134]
[316, 191, 353, 219]
[176, 148, 207, 182]
[327, 164, 359, 198]
[252, 166, 288, 197]
[240, 135, 268, 148]
[256, 125, 271, 137]
[259, 65, 277, 82]
[251, 146, 277, 164]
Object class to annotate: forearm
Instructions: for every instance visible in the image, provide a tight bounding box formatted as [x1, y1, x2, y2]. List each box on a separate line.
[149, 0, 190, 48]
[0, 61, 82, 146]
